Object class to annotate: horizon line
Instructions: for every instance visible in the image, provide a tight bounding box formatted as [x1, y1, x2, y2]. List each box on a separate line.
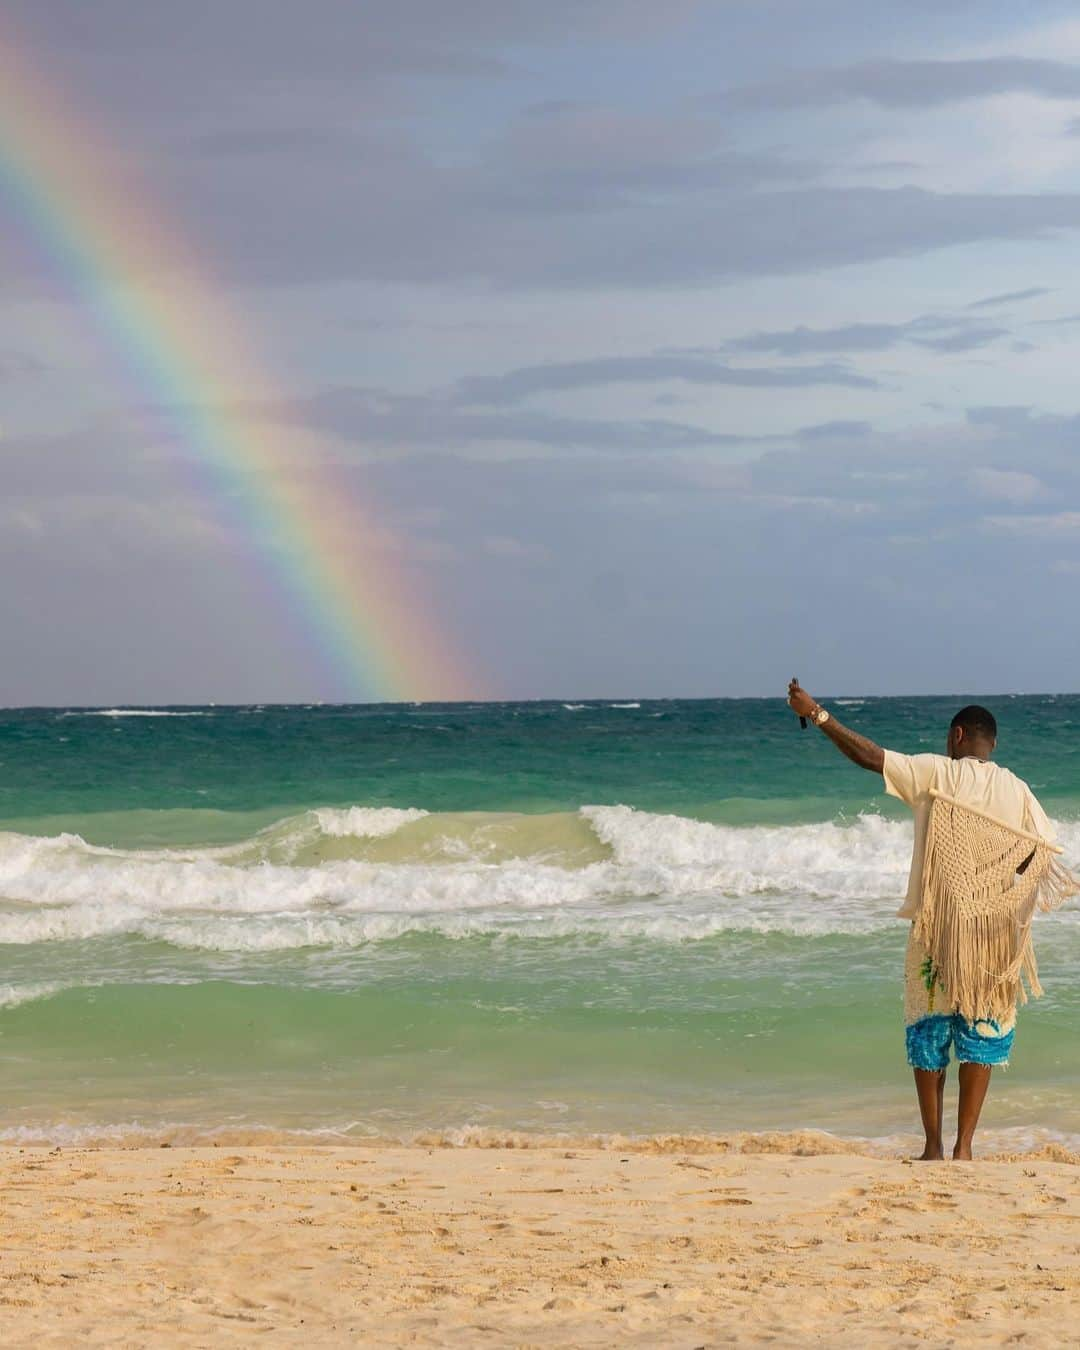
[0, 692, 1075, 712]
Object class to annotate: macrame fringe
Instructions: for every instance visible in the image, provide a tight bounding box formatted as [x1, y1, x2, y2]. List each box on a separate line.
[1036, 856, 1080, 914]
[915, 796, 1078, 1026]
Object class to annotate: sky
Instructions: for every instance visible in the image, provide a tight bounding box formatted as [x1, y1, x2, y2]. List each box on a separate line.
[3, 1, 1080, 702]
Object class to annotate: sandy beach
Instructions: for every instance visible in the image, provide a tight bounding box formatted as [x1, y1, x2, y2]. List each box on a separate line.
[2, 1137, 1079, 1346]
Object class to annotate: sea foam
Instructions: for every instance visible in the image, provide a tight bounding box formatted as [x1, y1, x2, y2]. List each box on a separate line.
[0, 806, 1074, 952]
[312, 806, 429, 837]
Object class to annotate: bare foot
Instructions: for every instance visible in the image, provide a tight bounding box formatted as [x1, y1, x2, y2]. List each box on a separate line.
[952, 1143, 974, 1161]
[912, 1146, 945, 1161]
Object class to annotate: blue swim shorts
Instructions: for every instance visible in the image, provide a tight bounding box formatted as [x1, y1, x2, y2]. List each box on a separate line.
[905, 1013, 1014, 1071]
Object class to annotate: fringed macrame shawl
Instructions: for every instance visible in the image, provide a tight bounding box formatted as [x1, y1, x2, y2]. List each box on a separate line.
[916, 789, 1078, 1025]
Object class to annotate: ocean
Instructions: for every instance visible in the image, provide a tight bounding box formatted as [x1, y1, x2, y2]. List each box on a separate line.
[1, 695, 1078, 1150]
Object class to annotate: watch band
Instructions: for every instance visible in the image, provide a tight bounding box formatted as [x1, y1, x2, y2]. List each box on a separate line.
[811, 706, 830, 726]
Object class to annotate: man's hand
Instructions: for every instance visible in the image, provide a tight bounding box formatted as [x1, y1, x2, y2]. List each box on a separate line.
[786, 676, 885, 774]
[788, 678, 817, 719]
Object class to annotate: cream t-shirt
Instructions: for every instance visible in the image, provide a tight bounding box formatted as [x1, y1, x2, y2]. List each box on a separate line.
[882, 751, 1055, 919]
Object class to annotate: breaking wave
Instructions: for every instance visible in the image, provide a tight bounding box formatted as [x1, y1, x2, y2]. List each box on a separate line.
[0, 805, 1075, 952]
[60, 708, 211, 718]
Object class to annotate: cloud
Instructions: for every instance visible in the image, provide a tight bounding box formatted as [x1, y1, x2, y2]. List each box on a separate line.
[797, 420, 872, 440]
[982, 512, 1080, 536]
[11, 88, 1080, 298]
[10, 0, 705, 137]
[968, 467, 1046, 504]
[0, 494, 226, 559]
[910, 325, 1009, 353]
[965, 405, 1037, 430]
[742, 493, 880, 517]
[739, 406, 1080, 527]
[271, 386, 747, 455]
[340, 399, 1080, 696]
[179, 175, 1080, 292]
[9, 389, 1080, 701]
[237, 341, 888, 461]
[966, 286, 1051, 309]
[724, 313, 1008, 357]
[727, 58, 1080, 111]
[474, 102, 819, 211]
[725, 321, 918, 356]
[453, 355, 880, 405]
[7, 45, 1080, 300]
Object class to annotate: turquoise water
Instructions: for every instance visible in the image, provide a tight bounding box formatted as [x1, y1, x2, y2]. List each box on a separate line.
[1, 696, 1078, 1148]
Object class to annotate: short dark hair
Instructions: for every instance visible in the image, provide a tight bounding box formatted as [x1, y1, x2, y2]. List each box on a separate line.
[950, 704, 997, 740]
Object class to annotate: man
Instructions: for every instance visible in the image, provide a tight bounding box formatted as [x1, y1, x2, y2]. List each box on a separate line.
[786, 679, 1057, 1162]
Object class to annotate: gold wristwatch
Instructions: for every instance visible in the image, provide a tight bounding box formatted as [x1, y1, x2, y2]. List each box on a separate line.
[810, 706, 830, 727]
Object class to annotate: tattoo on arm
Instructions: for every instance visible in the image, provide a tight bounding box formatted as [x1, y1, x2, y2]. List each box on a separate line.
[818, 714, 885, 774]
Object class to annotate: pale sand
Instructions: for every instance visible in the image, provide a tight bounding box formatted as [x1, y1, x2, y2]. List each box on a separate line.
[3, 1136, 1080, 1346]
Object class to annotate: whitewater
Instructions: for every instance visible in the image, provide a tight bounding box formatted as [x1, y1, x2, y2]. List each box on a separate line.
[2, 806, 1078, 955]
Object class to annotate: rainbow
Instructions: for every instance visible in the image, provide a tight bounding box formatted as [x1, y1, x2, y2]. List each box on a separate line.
[0, 27, 482, 702]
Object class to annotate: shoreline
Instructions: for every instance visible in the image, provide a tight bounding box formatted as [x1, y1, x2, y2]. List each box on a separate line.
[3, 1141, 1079, 1344]
[2, 1124, 1080, 1163]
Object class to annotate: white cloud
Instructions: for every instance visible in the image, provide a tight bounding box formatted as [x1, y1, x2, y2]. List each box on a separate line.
[748, 493, 879, 516]
[0, 496, 227, 553]
[977, 18, 1080, 65]
[981, 511, 1080, 536]
[968, 466, 1046, 503]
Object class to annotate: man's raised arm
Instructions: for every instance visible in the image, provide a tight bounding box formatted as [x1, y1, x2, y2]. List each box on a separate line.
[787, 678, 885, 774]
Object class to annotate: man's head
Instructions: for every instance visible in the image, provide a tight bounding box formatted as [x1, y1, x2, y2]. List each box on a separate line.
[946, 704, 997, 760]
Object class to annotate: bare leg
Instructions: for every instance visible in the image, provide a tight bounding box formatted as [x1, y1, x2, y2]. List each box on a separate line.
[912, 1068, 946, 1160]
[953, 1062, 992, 1160]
